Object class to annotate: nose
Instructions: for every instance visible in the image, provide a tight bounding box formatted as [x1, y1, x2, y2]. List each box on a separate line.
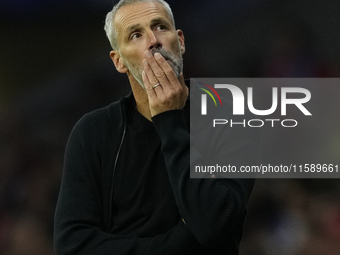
[148, 30, 162, 50]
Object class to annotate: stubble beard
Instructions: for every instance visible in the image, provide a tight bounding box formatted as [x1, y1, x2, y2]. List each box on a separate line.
[121, 43, 183, 89]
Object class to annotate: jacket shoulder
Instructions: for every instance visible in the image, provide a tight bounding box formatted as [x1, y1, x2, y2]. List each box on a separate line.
[66, 97, 127, 158]
[72, 98, 126, 136]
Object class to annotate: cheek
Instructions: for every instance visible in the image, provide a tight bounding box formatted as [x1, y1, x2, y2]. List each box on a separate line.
[122, 45, 146, 63]
[121, 50, 143, 66]
[170, 39, 181, 55]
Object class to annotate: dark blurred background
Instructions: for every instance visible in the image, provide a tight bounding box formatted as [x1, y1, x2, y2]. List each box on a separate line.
[1, 0, 340, 254]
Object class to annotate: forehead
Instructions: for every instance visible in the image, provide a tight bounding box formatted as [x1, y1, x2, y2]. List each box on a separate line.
[114, 1, 172, 34]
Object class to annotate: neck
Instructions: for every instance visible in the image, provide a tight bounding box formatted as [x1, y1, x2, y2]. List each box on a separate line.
[128, 74, 152, 121]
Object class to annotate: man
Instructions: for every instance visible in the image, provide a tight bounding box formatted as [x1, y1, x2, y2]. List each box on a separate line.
[54, 0, 260, 254]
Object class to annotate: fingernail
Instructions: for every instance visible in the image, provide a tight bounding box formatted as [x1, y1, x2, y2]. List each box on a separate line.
[143, 59, 148, 65]
[145, 50, 152, 58]
[154, 53, 161, 59]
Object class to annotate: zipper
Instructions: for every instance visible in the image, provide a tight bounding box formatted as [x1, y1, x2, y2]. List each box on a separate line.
[108, 100, 127, 231]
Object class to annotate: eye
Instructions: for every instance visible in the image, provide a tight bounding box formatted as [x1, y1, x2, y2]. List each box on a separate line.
[156, 24, 167, 31]
[130, 32, 142, 40]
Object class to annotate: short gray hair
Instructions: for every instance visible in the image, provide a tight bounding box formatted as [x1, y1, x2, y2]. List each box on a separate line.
[104, 0, 175, 50]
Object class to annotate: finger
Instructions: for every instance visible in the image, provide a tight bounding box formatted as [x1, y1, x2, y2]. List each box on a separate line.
[144, 51, 172, 89]
[153, 54, 187, 104]
[143, 58, 160, 86]
[152, 53, 186, 99]
[142, 71, 157, 99]
[143, 68, 164, 99]
[153, 52, 179, 88]
[143, 58, 166, 99]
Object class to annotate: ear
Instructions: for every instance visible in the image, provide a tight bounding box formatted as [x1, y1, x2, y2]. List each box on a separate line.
[110, 50, 128, 73]
[177, 29, 185, 54]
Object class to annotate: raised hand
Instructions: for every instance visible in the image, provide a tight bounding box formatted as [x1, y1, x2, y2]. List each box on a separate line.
[142, 50, 188, 117]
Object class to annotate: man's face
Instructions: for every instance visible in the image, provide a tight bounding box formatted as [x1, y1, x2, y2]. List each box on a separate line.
[112, 1, 185, 88]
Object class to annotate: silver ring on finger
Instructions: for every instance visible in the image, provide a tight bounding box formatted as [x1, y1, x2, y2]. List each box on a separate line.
[152, 83, 162, 90]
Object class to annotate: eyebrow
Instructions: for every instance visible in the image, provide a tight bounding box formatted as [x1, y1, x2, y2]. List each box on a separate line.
[125, 17, 172, 34]
[150, 17, 171, 27]
[126, 24, 141, 34]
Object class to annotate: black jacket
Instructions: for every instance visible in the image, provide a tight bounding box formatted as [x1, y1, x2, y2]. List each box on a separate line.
[54, 88, 261, 254]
